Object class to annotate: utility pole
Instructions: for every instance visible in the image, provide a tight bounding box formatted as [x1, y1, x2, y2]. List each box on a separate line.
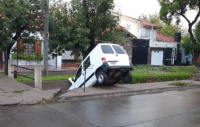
[43, 0, 49, 76]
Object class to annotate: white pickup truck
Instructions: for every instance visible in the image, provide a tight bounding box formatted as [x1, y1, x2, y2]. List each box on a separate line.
[68, 43, 133, 90]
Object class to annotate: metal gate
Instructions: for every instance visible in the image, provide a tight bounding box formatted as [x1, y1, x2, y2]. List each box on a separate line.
[132, 39, 149, 65]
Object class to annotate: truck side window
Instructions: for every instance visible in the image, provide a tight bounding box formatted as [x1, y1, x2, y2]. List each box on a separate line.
[83, 56, 90, 70]
[101, 45, 114, 54]
[112, 45, 126, 54]
[75, 65, 82, 81]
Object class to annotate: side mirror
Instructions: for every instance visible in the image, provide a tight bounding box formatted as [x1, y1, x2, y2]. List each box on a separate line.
[83, 63, 89, 71]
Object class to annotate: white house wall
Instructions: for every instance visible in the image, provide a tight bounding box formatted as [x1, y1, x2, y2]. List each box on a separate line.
[140, 27, 157, 40]
[119, 17, 140, 37]
[48, 55, 62, 67]
[150, 40, 177, 65]
[62, 51, 75, 60]
[13, 60, 43, 66]
[150, 40, 177, 49]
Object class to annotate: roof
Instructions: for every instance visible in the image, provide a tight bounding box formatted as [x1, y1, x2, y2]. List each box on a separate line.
[141, 21, 162, 29]
[156, 33, 180, 44]
[117, 26, 137, 38]
[119, 15, 162, 29]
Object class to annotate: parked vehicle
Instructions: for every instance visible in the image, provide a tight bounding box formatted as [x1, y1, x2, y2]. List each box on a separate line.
[68, 43, 133, 90]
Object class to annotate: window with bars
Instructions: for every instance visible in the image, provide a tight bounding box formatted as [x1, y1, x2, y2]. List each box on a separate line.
[23, 43, 34, 54]
[17, 39, 41, 55]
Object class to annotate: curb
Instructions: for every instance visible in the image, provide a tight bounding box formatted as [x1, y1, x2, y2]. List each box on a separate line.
[59, 84, 200, 102]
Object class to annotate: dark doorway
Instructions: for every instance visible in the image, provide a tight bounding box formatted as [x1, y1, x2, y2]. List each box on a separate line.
[0, 51, 3, 67]
[174, 46, 182, 65]
[132, 39, 149, 65]
[164, 48, 172, 65]
[0, 51, 2, 62]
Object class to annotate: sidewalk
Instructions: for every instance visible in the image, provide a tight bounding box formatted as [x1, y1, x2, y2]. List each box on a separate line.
[0, 77, 54, 106]
[60, 80, 200, 101]
[1, 75, 200, 106]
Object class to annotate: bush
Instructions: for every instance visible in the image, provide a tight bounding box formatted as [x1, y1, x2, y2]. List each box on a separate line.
[12, 53, 43, 61]
[130, 72, 191, 84]
[160, 65, 197, 74]
[128, 65, 195, 84]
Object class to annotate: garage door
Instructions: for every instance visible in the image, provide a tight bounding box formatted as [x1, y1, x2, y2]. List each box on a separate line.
[151, 50, 163, 65]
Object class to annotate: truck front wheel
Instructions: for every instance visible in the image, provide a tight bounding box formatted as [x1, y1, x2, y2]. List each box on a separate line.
[96, 71, 108, 85]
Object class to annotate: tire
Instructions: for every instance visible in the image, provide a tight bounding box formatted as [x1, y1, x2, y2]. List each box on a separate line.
[122, 72, 132, 83]
[96, 71, 108, 85]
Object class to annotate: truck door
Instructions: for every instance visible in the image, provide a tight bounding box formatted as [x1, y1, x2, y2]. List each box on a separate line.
[69, 65, 85, 90]
[83, 56, 96, 87]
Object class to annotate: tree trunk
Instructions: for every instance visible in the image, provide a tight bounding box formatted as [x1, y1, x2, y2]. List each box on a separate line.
[193, 51, 200, 65]
[188, 24, 197, 44]
[4, 50, 8, 75]
[4, 45, 13, 75]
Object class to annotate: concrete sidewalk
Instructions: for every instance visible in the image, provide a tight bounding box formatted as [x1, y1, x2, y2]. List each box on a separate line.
[0, 78, 54, 106]
[1, 75, 200, 106]
[60, 80, 200, 101]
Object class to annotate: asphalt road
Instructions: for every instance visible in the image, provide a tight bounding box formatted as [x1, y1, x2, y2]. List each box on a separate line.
[1, 89, 200, 127]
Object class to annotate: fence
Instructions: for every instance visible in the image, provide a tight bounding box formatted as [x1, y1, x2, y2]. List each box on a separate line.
[8, 59, 42, 90]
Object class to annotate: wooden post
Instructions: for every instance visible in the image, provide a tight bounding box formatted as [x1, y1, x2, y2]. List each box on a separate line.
[34, 65, 42, 90]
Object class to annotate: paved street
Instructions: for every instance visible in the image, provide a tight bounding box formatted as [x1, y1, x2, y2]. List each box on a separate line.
[1, 89, 200, 127]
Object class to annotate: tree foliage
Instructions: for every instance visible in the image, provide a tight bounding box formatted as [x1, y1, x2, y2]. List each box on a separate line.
[0, 0, 43, 50]
[182, 21, 200, 55]
[158, 0, 200, 64]
[49, 0, 89, 57]
[49, 0, 119, 57]
[0, 0, 44, 74]
[139, 14, 181, 37]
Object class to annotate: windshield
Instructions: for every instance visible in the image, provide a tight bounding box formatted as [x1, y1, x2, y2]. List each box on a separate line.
[112, 45, 126, 54]
[101, 45, 114, 54]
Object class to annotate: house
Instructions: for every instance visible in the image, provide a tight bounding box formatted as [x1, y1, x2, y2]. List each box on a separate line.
[7, 32, 77, 68]
[119, 15, 183, 66]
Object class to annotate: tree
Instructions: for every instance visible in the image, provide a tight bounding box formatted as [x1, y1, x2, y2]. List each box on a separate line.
[49, 0, 119, 58]
[139, 14, 182, 37]
[182, 21, 200, 57]
[0, 0, 43, 75]
[80, 0, 119, 55]
[49, 0, 90, 58]
[158, 0, 200, 64]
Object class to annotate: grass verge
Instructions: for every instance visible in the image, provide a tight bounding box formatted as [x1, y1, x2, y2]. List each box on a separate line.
[0, 72, 7, 77]
[16, 75, 75, 82]
[169, 82, 194, 87]
[129, 65, 197, 84]
[13, 65, 198, 84]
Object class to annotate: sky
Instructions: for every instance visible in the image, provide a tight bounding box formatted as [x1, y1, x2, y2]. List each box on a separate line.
[63, 0, 198, 30]
[114, 0, 160, 19]
[114, 0, 198, 30]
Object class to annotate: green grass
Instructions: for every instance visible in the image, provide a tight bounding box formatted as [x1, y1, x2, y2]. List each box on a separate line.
[16, 75, 75, 82]
[128, 65, 198, 84]
[160, 65, 198, 73]
[0, 72, 7, 77]
[169, 82, 194, 87]
[12, 65, 198, 84]
[13, 90, 28, 93]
